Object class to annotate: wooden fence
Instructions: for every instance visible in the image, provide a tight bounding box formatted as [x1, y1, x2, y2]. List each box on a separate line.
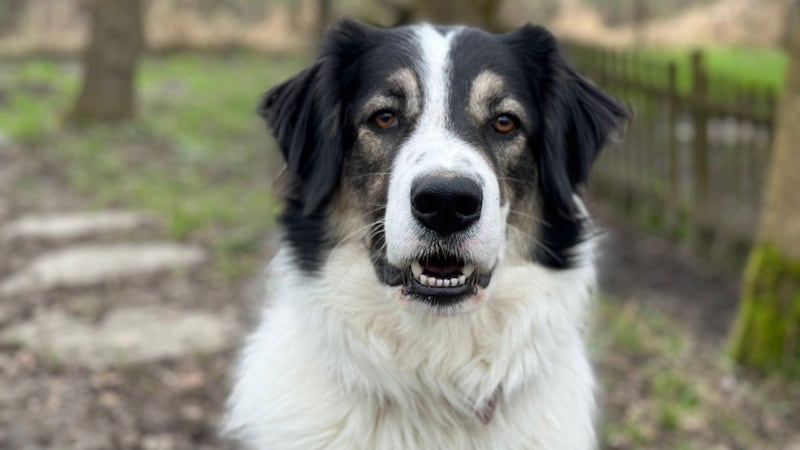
[563, 42, 778, 267]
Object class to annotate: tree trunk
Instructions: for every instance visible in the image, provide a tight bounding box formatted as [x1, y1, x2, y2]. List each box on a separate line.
[410, 0, 503, 31]
[786, 0, 798, 50]
[370, 0, 503, 30]
[729, 4, 800, 376]
[318, 0, 333, 41]
[69, 0, 144, 123]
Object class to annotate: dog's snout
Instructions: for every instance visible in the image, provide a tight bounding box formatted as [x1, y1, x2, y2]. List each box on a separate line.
[411, 175, 482, 235]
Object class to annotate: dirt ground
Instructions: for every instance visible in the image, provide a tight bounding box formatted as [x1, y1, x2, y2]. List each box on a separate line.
[593, 207, 740, 342]
[0, 139, 257, 449]
[0, 138, 796, 449]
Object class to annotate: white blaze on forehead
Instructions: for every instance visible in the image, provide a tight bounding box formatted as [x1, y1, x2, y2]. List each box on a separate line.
[383, 25, 507, 274]
[414, 25, 460, 132]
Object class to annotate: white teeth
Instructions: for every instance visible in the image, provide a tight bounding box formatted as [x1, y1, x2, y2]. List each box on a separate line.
[462, 264, 475, 278]
[413, 263, 473, 288]
[411, 261, 423, 279]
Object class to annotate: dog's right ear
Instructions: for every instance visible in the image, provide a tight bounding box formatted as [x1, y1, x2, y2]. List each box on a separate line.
[257, 62, 335, 216]
[257, 19, 379, 216]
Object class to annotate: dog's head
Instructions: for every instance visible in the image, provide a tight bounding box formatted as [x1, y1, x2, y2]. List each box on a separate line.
[261, 20, 628, 313]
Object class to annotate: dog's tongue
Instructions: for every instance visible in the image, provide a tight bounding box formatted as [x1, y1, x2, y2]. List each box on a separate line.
[423, 262, 462, 276]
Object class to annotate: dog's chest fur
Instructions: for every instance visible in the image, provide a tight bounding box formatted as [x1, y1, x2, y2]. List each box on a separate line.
[226, 244, 597, 450]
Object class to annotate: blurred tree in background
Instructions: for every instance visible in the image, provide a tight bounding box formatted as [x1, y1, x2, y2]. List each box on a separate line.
[68, 0, 144, 123]
[409, 0, 502, 30]
[0, 0, 25, 36]
[729, 3, 800, 377]
[373, 0, 503, 30]
[788, 0, 799, 49]
[318, 0, 333, 38]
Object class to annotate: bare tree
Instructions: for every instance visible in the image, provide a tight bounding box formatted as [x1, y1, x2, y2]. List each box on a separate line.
[787, 0, 799, 49]
[69, 0, 144, 123]
[413, 0, 502, 30]
[318, 0, 333, 40]
[728, 4, 800, 375]
[375, 0, 503, 31]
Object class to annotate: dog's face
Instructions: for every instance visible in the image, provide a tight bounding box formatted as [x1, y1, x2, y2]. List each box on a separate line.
[261, 20, 627, 314]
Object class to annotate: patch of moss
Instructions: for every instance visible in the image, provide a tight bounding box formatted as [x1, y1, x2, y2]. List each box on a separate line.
[728, 243, 800, 377]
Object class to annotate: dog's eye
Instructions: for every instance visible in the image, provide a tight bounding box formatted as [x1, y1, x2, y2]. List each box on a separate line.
[492, 114, 517, 134]
[372, 110, 398, 129]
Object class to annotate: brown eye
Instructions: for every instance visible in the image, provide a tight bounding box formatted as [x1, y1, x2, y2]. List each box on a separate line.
[493, 114, 517, 134]
[372, 110, 398, 129]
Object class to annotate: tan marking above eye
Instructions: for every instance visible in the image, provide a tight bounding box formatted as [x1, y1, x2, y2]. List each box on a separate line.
[388, 68, 421, 117]
[468, 71, 528, 129]
[373, 110, 398, 129]
[493, 114, 517, 134]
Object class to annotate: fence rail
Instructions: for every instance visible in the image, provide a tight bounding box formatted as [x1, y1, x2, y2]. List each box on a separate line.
[562, 42, 777, 266]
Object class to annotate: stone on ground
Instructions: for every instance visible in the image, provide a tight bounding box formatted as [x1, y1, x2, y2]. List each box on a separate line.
[0, 129, 10, 148]
[1, 211, 155, 242]
[0, 243, 205, 295]
[0, 306, 237, 369]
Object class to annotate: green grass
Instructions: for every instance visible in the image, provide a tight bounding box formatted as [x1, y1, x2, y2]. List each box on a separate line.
[638, 45, 787, 93]
[0, 59, 77, 140]
[700, 46, 786, 88]
[593, 298, 800, 449]
[0, 52, 308, 279]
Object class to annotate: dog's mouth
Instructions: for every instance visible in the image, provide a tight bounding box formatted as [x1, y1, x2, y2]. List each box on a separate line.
[401, 255, 493, 306]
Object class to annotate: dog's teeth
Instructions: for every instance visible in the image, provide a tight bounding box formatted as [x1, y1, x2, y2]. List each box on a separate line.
[443, 279, 451, 287]
[427, 277, 437, 287]
[411, 261, 423, 278]
[450, 277, 459, 286]
[458, 275, 466, 285]
[436, 279, 443, 287]
[420, 274, 428, 285]
[462, 264, 475, 278]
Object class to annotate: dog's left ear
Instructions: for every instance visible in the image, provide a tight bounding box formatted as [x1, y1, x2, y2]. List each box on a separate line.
[503, 25, 630, 210]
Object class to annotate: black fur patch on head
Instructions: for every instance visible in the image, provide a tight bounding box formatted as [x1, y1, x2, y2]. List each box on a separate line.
[258, 19, 381, 271]
[447, 29, 539, 206]
[258, 19, 417, 273]
[259, 19, 383, 216]
[501, 25, 630, 268]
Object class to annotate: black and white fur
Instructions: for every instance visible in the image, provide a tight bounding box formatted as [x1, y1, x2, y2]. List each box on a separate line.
[225, 20, 628, 450]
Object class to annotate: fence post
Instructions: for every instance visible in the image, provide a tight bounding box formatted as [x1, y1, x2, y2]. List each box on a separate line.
[666, 62, 679, 227]
[690, 50, 711, 248]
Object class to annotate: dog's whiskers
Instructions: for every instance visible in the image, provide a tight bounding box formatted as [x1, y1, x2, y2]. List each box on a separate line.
[508, 209, 549, 226]
[507, 224, 562, 262]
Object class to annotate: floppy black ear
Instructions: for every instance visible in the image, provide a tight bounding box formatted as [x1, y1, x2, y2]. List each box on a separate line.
[504, 24, 630, 210]
[258, 19, 379, 215]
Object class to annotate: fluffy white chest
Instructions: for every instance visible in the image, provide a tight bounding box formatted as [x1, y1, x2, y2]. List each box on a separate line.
[225, 246, 598, 450]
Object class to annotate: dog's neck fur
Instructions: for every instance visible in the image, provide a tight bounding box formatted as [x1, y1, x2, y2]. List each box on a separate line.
[289, 237, 594, 420]
[226, 237, 599, 449]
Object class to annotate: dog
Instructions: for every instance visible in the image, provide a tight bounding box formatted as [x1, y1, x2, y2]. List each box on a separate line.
[225, 19, 628, 450]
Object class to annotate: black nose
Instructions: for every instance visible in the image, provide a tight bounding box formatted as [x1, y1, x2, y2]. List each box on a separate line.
[411, 175, 483, 235]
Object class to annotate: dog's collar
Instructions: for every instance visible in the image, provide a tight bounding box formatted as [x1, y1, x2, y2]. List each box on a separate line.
[475, 386, 502, 425]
